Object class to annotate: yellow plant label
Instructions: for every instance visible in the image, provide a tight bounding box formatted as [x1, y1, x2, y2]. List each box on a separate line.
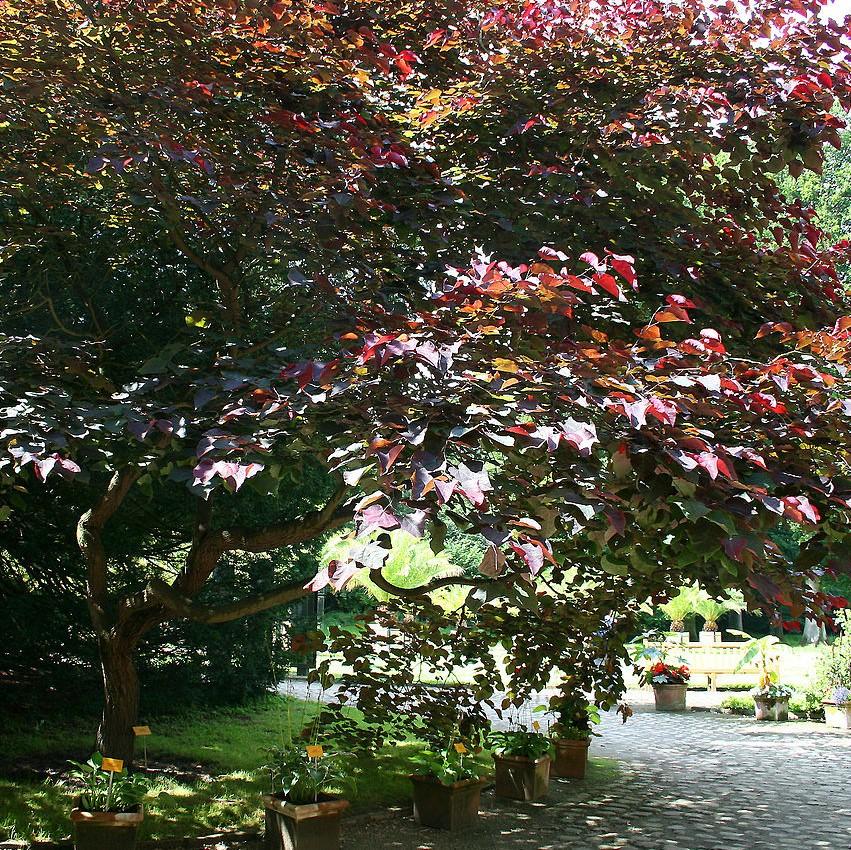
[133, 725, 152, 737]
[453, 743, 468, 755]
[532, 721, 541, 731]
[306, 745, 324, 759]
[101, 758, 124, 773]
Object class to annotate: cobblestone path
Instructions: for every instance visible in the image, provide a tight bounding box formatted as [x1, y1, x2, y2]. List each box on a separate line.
[284, 682, 851, 850]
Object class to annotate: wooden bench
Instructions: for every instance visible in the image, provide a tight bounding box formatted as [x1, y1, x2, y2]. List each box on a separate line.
[662, 641, 782, 691]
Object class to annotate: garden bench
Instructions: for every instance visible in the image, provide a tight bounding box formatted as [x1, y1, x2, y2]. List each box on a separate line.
[666, 642, 782, 691]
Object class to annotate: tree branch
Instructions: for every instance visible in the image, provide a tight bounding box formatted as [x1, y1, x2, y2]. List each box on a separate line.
[370, 570, 493, 600]
[216, 485, 351, 553]
[147, 577, 309, 623]
[76, 467, 142, 633]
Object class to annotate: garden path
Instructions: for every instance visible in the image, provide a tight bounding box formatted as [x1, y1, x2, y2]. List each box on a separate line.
[286, 681, 851, 850]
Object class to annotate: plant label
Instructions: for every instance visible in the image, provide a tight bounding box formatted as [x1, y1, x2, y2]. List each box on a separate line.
[133, 725, 152, 736]
[306, 745, 324, 759]
[453, 743, 468, 754]
[102, 757, 124, 773]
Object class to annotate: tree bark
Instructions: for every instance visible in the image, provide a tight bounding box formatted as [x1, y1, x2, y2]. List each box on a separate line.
[96, 635, 141, 764]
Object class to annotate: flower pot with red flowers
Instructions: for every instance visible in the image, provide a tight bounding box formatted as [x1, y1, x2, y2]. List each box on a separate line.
[489, 730, 551, 802]
[548, 696, 600, 780]
[66, 754, 147, 850]
[641, 660, 690, 711]
[409, 743, 487, 831]
[263, 744, 351, 850]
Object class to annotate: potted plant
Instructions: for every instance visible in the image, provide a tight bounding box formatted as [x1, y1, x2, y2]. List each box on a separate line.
[642, 660, 690, 711]
[752, 682, 793, 721]
[263, 744, 351, 850]
[489, 728, 551, 802]
[695, 590, 744, 643]
[548, 697, 600, 779]
[67, 753, 146, 850]
[658, 585, 699, 643]
[731, 631, 790, 721]
[823, 686, 851, 730]
[409, 742, 487, 831]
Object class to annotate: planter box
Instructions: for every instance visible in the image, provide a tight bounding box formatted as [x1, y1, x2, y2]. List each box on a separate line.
[551, 739, 590, 779]
[263, 794, 349, 850]
[653, 683, 687, 711]
[823, 702, 851, 730]
[71, 804, 143, 850]
[754, 697, 789, 722]
[665, 631, 689, 645]
[699, 630, 721, 644]
[410, 774, 486, 831]
[493, 754, 550, 802]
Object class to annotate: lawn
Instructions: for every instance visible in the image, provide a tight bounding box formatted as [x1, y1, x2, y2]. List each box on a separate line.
[0, 695, 492, 843]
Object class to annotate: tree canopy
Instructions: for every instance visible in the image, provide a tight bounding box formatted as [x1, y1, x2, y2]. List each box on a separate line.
[2, 0, 851, 758]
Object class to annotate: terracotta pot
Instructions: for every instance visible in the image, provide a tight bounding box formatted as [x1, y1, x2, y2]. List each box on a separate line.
[71, 803, 143, 850]
[822, 702, 851, 729]
[263, 794, 349, 850]
[754, 697, 789, 722]
[410, 774, 486, 831]
[551, 739, 590, 779]
[652, 683, 688, 711]
[492, 754, 550, 802]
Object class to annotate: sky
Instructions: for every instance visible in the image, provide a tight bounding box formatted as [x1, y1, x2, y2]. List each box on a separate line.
[823, 0, 851, 20]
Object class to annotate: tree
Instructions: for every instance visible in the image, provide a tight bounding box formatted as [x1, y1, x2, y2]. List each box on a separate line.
[2, 0, 851, 761]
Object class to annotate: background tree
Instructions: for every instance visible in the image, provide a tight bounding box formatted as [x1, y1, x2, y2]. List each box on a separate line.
[1, 0, 851, 761]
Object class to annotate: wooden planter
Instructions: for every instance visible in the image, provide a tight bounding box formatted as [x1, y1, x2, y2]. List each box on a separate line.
[492, 754, 550, 802]
[71, 804, 143, 850]
[551, 738, 590, 779]
[754, 697, 789, 722]
[262, 794, 349, 850]
[410, 774, 486, 831]
[652, 683, 687, 711]
[823, 702, 851, 730]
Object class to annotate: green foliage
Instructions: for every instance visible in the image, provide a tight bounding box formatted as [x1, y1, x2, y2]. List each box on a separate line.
[720, 695, 755, 716]
[413, 744, 479, 785]
[324, 530, 464, 610]
[815, 610, 851, 694]
[64, 754, 147, 812]
[658, 585, 701, 625]
[488, 730, 551, 760]
[264, 746, 352, 805]
[695, 589, 745, 629]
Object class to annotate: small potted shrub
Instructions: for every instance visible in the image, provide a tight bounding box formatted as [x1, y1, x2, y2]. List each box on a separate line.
[643, 661, 690, 711]
[489, 729, 551, 802]
[409, 743, 487, 831]
[752, 682, 793, 721]
[658, 585, 699, 644]
[263, 744, 351, 850]
[695, 590, 744, 644]
[67, 753, 146, 850]
[548, 698, 600, 780]
[823, 686, 851, 729]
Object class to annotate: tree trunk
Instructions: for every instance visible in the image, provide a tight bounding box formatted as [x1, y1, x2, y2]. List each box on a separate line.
[96, 636, 140, 764]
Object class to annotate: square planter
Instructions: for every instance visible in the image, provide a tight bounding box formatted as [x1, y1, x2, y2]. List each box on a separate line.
[699, 630, 721, 644]
[754, 697, 789, 722]
[410, 774, 486, 831]
[493, 754, 550, 802]
[551, 739, 590, 779]
[652, 683, 687, 711]
[263, 794, 349, 850]
[823, 702, 851, 730]
[665, 631, 689, 645]
[71, 803, 143, 850]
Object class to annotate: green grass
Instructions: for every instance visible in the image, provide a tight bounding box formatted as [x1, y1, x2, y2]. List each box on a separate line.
[0, 696, 490, 843]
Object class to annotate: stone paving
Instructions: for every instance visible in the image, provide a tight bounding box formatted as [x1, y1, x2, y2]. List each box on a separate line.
[284, 682, 851, 850]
